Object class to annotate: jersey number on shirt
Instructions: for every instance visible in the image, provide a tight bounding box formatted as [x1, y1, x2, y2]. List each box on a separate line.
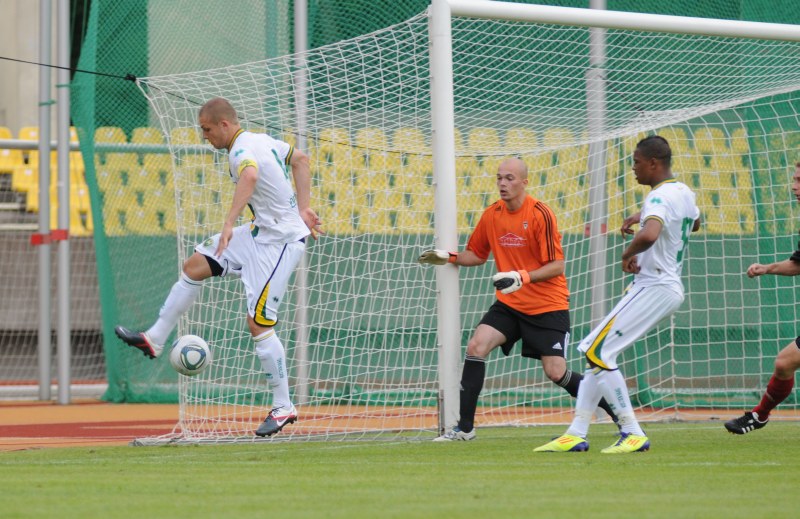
[676, 217, 694, 264]
[272, 149, 290, 181]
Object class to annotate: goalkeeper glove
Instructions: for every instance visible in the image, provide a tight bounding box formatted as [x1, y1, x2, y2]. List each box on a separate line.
[492, 270, 531, 294]
[418, 249, 458, 265]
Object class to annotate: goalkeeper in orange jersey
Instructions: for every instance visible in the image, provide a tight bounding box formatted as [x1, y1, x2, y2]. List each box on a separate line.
[418, 157, 619, 441]
[725, 163, 800, 435]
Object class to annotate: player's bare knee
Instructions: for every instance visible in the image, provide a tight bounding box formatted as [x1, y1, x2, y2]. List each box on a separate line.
[542, 360, 566, 383]
[183, 253, 215, 281]
[465, 338, 490, 358]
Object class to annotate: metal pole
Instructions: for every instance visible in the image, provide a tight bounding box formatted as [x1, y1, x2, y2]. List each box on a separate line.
[448, 0, 800, 41]
[586, 0, 608, 327]
[37, 0, 53, 401]
[429, 0, 462, 432]
[293, 0, 310, 406]
[56, 0, 72, 404]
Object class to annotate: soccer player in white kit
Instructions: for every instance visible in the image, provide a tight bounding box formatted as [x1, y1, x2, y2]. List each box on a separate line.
[115, 97, 322, 437]
[535, 135, 700, 454]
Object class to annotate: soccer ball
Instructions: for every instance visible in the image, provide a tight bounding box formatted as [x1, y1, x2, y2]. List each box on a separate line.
[169, 335, 212, 376]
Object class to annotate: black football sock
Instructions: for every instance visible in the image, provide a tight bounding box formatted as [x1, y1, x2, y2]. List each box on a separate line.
[458, 355, 486, 433]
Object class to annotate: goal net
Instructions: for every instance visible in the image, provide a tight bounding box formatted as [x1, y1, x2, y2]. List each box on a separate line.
[133, 3, 800, 442]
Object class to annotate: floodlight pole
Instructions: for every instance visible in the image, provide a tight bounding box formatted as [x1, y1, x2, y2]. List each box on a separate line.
[293, 0, 310, 406]
[37, 0, 52, 401]
[429, 0, 462, 433]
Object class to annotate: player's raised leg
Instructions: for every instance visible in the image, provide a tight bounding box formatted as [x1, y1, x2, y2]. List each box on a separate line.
[116, 253, 212, 358]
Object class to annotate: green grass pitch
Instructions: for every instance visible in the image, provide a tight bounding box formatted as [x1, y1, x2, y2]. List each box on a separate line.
[2, 422, 800, 518]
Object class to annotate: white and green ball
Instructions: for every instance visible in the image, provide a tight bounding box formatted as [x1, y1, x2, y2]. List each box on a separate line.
[169, 335, 211, 376]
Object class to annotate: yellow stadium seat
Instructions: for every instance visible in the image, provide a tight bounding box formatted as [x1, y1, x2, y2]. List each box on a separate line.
[95, 126, 127, 144]
[356, 127, 399, 173]
[457, 193, 487, 231]
[170, 127, 202, 146]
[127, 167, 161, 191]
[357, 169, 391, 192]
[18, 127, 40, 166]
[391, 127, 428, 154]
[467, 127, 501, 154]
[0, 146, 24, 176]
[131, 126, 165, 144]
[657, 127, 690, 153]
[12, 165, 37, 194]
[694, 127, 727, 154]
[543, 128, 574, 148]
[143, 153, 174, 188]
[356, 127, 388, 150]
[453, 128, 466, 153]
[729, 127, 749, 155]
[505, 127, 538, 152]
[103, 152, 139, 173]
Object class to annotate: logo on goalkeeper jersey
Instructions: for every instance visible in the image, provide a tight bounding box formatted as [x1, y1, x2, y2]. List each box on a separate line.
[498, 233, 526, 248]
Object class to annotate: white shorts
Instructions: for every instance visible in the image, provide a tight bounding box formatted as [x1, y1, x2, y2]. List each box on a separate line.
[195, 224, 306, 326]
[577, 284, 683, 370]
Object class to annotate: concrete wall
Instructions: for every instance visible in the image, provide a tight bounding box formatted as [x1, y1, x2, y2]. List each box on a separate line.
[0, 0, 59, 136]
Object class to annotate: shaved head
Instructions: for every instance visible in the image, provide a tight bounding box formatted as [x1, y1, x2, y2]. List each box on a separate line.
[498, 157, 528, 180]
[199, 97, 239, 124]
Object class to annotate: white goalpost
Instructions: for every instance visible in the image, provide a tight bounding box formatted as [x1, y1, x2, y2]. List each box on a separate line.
[133, 0, 800, 443]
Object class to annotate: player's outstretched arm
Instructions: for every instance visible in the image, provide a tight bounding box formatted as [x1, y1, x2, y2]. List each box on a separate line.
[418, 249, 485, 266]
[747, 259, 800, 278]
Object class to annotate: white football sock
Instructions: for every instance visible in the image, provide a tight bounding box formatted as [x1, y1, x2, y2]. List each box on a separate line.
[255, 329, 292, 410]
[146, 273, 202, 346]
[595, 368, 645, 436]
[566, 368, 602, 438]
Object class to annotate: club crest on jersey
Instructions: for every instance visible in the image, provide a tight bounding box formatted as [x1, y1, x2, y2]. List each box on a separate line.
[499, 233, 526, 248]
[523, 221, 528, 229]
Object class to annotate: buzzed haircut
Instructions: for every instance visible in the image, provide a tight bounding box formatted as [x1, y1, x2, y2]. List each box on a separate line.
[199, 97, 239, 124]
[500, 157, 528, 179]
[637, 135, 672, 168]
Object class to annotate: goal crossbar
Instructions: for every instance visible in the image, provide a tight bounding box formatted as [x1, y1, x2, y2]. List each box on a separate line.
[445, 0, 800, 42]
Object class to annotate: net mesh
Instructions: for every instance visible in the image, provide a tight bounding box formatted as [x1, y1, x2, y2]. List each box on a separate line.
[59, 0, 800, 441]
[127, 10, 800, 441]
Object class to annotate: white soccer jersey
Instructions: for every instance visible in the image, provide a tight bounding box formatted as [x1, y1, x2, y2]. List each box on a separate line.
[227, 131, 309, 244]
[633, 178, 700, 294]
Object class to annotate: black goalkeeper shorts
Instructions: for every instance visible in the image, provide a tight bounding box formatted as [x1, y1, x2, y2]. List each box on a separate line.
[478, 301, 570, 360]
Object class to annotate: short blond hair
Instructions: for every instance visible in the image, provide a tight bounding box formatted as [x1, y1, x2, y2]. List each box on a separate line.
[199, 97, 238, 124]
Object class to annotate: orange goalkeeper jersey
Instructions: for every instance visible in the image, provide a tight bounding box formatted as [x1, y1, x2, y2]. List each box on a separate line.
[466, 195, 570, 316]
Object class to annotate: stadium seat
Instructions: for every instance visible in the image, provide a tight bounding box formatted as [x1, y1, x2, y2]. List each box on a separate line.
[391, 127, 428, 154]
[142, 153, 174, 188]
[467, 127, 501, 154]
[395, 208, 432, 233]
[131, 126, 165, 144]
[543, 128, 574, 148]
[17, 126, 40, 165]
[356, 127, 400, 173]
[693, 127, 727, 154]
[170, 127, 202, 146]
[357, 169, 391, 192]
[0, 127, 24, 176]
[457, 193, 487, 231]
[729, 127, 749, 155]
[504, 127, 538, 152]
[658, 127, 690, 152]
[11, 165, 37, 194]
[94, 126, 127, 165]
